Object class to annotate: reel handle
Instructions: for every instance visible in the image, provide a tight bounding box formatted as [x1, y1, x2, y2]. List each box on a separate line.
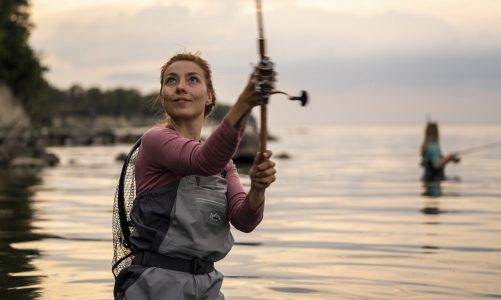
[289, 90, 308, 106]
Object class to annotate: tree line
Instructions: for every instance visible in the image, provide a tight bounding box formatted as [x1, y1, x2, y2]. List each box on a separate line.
[29, 84, 162, 128]
[1, 0, 162, 129]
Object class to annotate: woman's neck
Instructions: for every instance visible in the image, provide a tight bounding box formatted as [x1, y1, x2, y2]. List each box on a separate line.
[170, 118, 204, 140]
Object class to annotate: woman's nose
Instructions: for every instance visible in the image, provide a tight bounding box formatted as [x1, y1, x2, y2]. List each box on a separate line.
[175, 78, 188, 93]
[175, 85, 186, 93]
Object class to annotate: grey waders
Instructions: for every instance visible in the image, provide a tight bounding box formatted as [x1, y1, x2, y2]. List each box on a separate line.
[112, 140, 233, 299]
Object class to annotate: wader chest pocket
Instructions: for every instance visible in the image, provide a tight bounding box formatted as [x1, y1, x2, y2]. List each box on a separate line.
[158, 175, 234, 261]
[195, 197, 226, 224]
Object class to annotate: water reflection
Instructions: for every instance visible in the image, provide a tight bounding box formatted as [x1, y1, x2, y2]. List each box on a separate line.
[0, 170, 42, 299]
[420, 201, 446, 216]
[421, 245, 441, 252]
[269, 287, 319, 294]
[1, 125, 500, 300]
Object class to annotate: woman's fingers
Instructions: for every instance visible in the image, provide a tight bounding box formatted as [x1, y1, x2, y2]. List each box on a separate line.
[240, 72, 269, 107]
[254, 166, 276, 178]
[250, 150, 276, 189]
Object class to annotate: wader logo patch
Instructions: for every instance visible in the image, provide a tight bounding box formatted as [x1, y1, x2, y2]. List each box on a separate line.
[209, 212, 222, 223]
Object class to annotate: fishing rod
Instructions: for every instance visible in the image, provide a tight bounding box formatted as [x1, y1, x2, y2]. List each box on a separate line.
[454, 141, 501, 156]
[254, 0, 308, 153]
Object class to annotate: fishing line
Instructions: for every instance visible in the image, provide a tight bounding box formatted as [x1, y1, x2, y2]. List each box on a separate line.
[455, 141, 501, 156]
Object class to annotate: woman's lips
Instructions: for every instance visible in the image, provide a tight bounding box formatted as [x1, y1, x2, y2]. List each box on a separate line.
[173, 98, 191, 103]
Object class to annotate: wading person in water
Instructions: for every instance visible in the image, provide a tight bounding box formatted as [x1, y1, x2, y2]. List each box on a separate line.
[421, 122, 460, 182]
[113, 52, 277, 299]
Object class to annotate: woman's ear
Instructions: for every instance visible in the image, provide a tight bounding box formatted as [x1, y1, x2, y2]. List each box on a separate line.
[206, 91, 214, 105]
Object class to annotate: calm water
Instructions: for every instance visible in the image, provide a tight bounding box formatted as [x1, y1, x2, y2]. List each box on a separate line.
[1, 124, 501, 299]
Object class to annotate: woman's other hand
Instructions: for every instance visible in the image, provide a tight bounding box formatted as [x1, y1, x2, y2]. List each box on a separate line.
[249, 150, 276, 191]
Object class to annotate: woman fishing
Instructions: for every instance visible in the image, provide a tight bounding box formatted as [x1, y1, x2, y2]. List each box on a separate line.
[113, 52, 277, 299]
[421, 122, 460, 181]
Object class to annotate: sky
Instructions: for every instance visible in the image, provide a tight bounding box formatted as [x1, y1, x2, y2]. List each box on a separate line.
[29, 0, 501, 126]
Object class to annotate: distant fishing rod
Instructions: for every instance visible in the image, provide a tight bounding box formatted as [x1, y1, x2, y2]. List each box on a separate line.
[254, 0, 308, 153]
[454, 141, 501, 156]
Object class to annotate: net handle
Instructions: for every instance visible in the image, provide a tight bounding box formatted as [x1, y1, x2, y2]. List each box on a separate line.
[117, 138, 142, 247]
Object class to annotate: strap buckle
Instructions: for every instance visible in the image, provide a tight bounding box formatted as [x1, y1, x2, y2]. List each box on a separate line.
[136, 251, 151, 266]
[190, 258, 213, 274]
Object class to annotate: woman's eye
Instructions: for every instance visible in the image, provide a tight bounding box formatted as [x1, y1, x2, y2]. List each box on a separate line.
[188, 76, 200, 84]
[164, 77, 176, 85]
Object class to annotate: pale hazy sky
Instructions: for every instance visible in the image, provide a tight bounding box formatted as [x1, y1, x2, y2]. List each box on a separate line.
[30, 0, 501, 126]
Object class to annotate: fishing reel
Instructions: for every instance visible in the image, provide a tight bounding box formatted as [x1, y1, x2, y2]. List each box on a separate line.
[255, 57, 308, 106]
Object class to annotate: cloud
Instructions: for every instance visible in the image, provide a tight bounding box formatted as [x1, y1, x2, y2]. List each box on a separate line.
[30, 1, 501, 124]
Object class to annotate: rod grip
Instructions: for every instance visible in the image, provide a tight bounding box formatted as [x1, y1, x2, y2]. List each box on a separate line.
[260, 104, 267, 153]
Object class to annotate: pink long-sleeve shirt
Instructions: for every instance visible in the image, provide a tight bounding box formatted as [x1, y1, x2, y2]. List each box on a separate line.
[135, 119, 263, 232]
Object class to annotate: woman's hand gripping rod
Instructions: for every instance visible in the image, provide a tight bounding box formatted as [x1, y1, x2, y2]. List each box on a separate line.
[255, 0, 308, 153]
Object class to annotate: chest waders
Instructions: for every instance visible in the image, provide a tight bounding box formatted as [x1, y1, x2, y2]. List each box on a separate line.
[112, 139, 234, 300]
[422, 159, 445, 182]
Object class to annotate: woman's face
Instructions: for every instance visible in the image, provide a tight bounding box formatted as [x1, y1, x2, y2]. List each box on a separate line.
[161, 60, 212, 122]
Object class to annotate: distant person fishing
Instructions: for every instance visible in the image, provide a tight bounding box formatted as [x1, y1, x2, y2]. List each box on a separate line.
[420, 122, 460, 181]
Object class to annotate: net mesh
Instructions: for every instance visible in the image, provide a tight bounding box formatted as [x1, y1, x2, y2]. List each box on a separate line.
[112, 140, 141, 278]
